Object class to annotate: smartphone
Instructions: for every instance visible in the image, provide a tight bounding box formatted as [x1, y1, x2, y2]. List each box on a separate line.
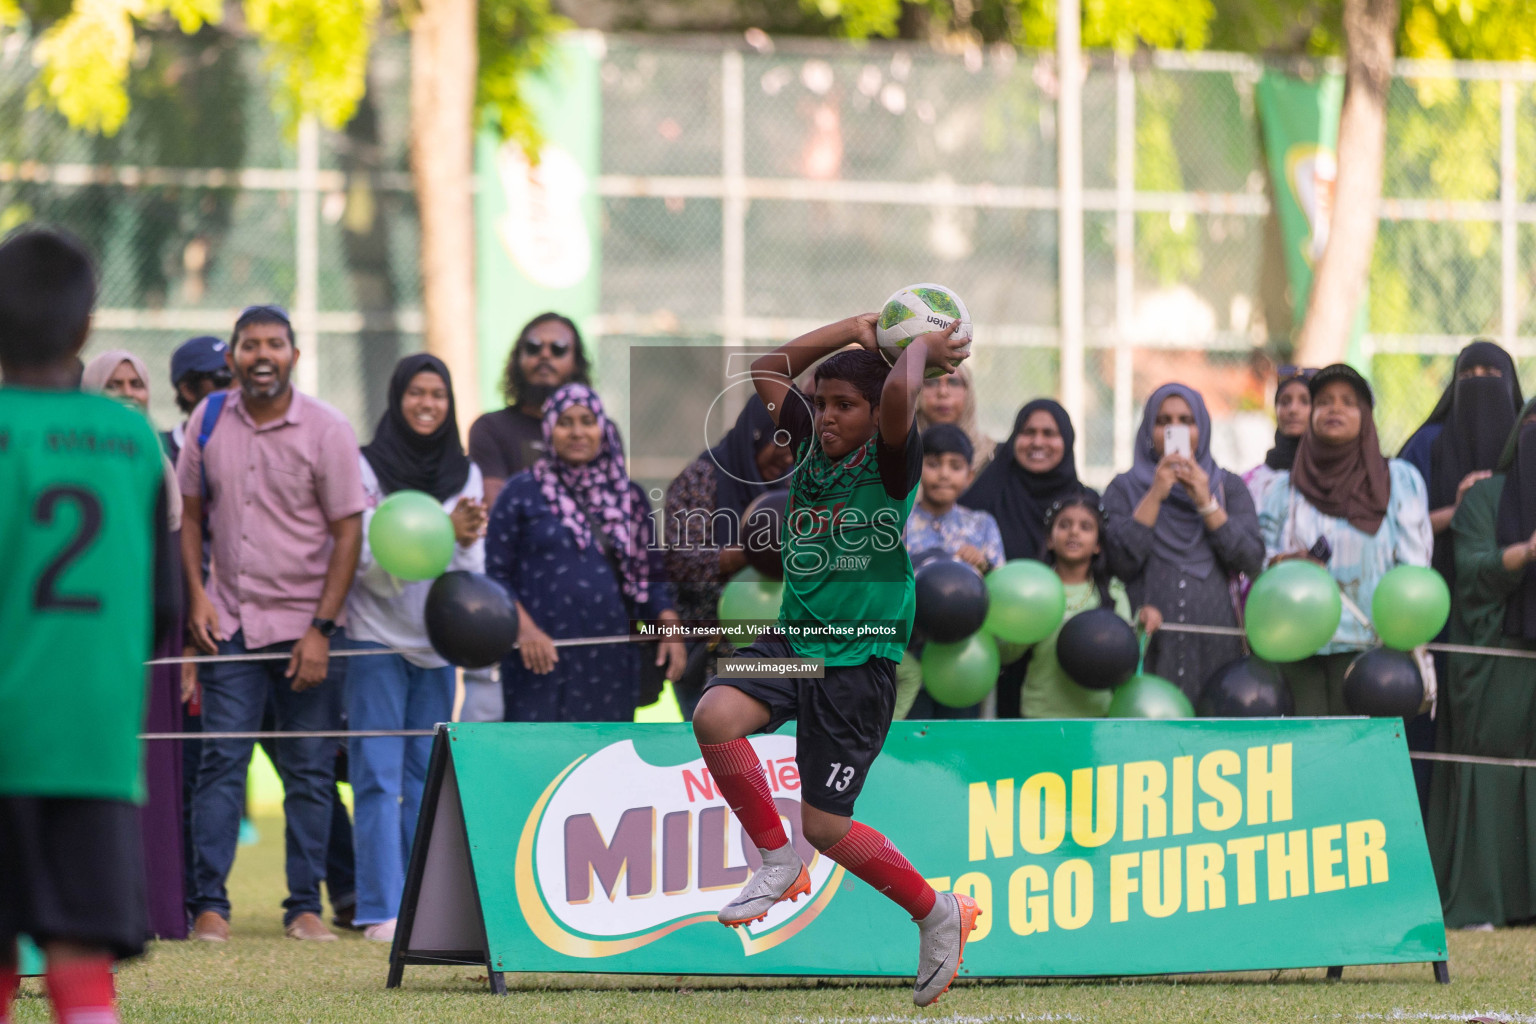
[1164, 424, 1192, 459]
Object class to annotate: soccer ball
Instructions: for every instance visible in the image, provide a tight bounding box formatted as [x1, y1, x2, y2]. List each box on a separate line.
[875, 283, 973, 379]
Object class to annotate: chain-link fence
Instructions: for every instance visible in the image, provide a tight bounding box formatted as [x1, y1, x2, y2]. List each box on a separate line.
[3, 30, 1532, 485]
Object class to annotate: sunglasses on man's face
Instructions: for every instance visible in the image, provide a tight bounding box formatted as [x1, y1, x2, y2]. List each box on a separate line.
[522, 338, 572, 358]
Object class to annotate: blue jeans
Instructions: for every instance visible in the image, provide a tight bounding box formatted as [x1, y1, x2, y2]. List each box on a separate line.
[188, 629, 346, 926]
[345, 641, 454, 925]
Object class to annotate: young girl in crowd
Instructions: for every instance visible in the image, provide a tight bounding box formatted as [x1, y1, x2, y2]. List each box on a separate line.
[1018, 494, 1160, 718]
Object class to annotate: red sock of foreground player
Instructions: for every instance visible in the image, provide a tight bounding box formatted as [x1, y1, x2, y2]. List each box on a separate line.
[824, 821, 937, 920]
[699, 739, 789, 851]
[44, 956, 118, 1024]
[0, 964, 18, 1024]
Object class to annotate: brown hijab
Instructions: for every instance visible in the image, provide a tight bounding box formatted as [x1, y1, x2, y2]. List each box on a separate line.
[1290, 364, 1391, 536]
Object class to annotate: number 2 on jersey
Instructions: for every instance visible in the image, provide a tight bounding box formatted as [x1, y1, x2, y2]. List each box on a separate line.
[32, 485, 104, 612]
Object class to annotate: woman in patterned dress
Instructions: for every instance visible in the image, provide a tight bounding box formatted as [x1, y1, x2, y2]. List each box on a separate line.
[488, 384, 685, 721]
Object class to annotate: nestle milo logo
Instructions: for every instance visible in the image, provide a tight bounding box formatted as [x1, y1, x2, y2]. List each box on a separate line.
[515, 738, 842, 957]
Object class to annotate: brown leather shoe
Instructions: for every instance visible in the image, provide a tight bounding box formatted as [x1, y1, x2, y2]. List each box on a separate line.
[284, 912, 338, 942]
[193, 911, 230, 942]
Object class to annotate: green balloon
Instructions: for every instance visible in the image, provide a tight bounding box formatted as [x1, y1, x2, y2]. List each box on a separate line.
[370, 490, 455, 581]
[1107, 673, 1194, 719]
[1371, 565, 1450, 651]
[921, 633, 1001, 708]
[717, 566, 783, 646]
[1245, 560, 1342, 663]
[983, 559, 1066, 645]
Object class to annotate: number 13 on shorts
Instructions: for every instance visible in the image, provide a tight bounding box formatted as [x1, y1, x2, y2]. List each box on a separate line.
[824, 762, 857, 793]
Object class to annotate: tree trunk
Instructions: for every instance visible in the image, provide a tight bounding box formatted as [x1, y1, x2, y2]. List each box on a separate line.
[410, 0, 480, 426]
[1291, 0, 1399, 368]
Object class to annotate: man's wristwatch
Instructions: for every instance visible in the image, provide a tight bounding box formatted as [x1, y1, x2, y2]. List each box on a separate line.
[311, 617, 339, 639]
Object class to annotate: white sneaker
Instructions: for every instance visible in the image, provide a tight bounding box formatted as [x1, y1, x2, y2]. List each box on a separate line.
[913, 892, 981, 1007]
[717, 844, 810, 927]
[362, 919, 397, 942]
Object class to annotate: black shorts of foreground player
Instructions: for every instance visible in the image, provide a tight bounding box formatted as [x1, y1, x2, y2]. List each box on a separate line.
[691, 313, 981, 1009]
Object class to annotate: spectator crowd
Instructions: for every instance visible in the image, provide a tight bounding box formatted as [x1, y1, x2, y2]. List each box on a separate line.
[67, 306, 1536, 947]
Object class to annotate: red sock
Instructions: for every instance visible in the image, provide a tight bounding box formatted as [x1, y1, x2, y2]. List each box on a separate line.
[44, 956, 117, 1024]
[699, 739, 789, 851]
[824, 821, 937, 920]
[0, 964, 18, 1024]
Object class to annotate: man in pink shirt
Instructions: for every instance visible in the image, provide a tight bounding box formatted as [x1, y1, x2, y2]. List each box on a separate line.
[176, 305, 365, 943]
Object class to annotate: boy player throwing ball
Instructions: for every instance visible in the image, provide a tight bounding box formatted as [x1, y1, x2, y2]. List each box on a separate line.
[691, 313, 979, 1007]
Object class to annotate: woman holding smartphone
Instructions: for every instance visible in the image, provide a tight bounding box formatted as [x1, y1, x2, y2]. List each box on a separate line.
[1259, 364, 1432, 716]
[1103, 383, 1265, 704]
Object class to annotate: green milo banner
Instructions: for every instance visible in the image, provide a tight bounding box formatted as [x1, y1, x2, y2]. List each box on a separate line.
[1255, 71, 1368, 367]
[392, 719, 1445, 986]
[473, 32, 603, 414]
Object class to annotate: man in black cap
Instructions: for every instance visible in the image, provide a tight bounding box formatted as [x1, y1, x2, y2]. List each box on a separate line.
[163, 335, 231, 465]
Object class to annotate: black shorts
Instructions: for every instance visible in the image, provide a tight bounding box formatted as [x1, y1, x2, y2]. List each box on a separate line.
[0, 797, 147, 961]
[704, 630, 896, 816]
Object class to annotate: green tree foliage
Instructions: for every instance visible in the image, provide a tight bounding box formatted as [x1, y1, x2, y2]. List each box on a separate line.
[3, 0, 562, 145]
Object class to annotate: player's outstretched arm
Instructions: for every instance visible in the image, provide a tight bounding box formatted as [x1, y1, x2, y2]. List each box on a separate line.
[879, 320, 963, 448]
[751, 315, 874, 426]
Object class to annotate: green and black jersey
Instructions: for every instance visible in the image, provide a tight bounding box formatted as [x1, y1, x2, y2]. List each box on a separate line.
[0, 388, 174, 802]
[776, 394, 921, 666]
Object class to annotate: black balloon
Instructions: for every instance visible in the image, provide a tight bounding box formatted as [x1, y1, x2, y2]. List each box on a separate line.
[742, 490, 788, 579]
[911, 547, 949, 572]
[914, 557, 989, 643]
[1199, 656, 1295, 717]
[1344, 647, 1423, 718]
[425, 571, 520, 668]
[1056, 608, 1139, 690]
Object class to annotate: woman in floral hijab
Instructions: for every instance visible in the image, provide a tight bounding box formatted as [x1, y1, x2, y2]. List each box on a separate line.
[487, 383, 684, 720]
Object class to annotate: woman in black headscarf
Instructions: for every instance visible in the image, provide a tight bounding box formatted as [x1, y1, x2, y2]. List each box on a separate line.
[346, 353, 488, 940]
[1400, 340, 1523, 581]
[663, 395, 797, 715]
[1243, 367, 1314, 513]
[1427, 396, 1536, 929]
[1397, 341, 1522, 811]
[961, 399, 1086, 562]
[960, 399, 1088, 716]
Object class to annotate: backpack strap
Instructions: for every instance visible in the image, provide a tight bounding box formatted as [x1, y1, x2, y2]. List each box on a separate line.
[198, 391, 228, 501]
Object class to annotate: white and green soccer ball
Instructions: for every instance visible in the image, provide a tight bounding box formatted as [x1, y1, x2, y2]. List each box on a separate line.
[875, 283, 973, 379]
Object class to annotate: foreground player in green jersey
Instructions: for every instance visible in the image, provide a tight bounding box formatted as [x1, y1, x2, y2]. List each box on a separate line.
[0, 228, 177, 1024]
[691, 313, 979, 1007]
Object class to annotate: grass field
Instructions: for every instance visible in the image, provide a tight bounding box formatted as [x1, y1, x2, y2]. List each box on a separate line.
[10, 815, 1536, 1023]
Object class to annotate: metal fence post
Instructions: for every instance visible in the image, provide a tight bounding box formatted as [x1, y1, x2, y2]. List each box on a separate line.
[1501, 76, 1517, 349]
[1114, 52, 1135, 472]
[296, 114, 321, 396]
[1057, 0, 1086, 433]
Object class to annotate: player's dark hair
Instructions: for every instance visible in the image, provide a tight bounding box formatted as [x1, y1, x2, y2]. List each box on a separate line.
[0, 226, 96, 368]
[814, 349, 888, 410]
[502, 312, 590, 406]
[231, 304, 294, 347]
[1041, 491, 1114, 607]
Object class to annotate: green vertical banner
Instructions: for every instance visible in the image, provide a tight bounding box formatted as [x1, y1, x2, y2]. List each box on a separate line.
[1255, 72, 1368, 368]
[474, 33, 604, 414]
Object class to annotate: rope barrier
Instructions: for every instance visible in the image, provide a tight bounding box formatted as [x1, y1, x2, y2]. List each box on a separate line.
[129, 729, 1536, 768]
[1154, 621, 1536, 661]
[145, 634, 639, 666]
